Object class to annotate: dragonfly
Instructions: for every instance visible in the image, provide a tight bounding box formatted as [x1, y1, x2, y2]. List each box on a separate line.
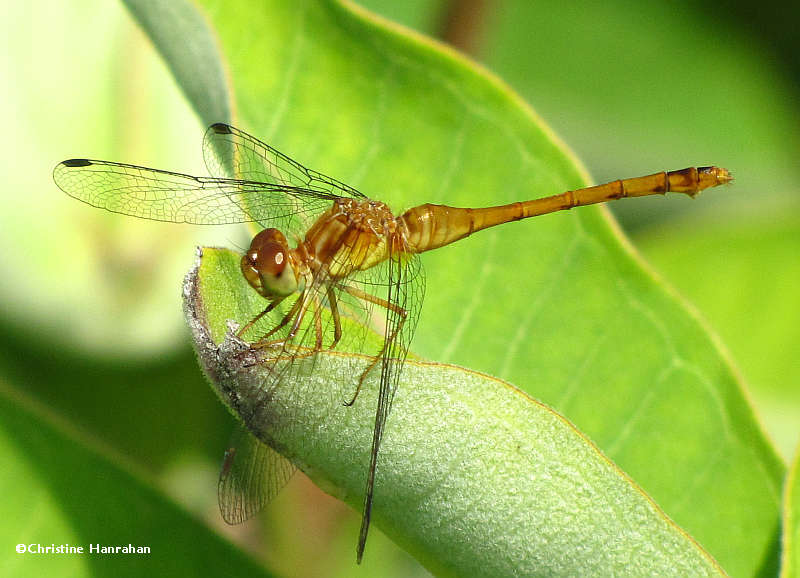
[54, 123, 732, 562]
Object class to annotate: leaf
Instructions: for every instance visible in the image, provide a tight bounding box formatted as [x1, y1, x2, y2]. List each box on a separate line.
[123, 0, 231, 127]
[0, 378, 273, 578]
[135, 0, 782, 574]
[784, 445, 800, 577]
[472, 0, 800, 226]
[638, 216, 800, 461]
[186, 246, 725, 576]
[0, 324, 232, 477]
[362, 0, 800, 460]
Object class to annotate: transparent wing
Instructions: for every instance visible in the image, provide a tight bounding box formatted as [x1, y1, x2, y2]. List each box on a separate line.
[203, 123, 366, 199]
[53, 158, 339, 233]
[218, 423, 297, 524]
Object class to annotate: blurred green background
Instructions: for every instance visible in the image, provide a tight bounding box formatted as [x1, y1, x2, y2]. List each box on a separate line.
[1, 0, 797, 576]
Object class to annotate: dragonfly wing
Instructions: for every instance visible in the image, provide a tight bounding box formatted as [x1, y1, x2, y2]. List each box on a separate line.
[203, 123, 366, 199]
[353, 250, 425, 562]
[53, 159, 335, 231]
[218, 422, 297, 524]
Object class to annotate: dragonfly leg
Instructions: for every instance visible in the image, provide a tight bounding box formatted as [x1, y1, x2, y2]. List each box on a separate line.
[312, 293, 324, 351]
[250, 292, 304, 348]
[327, 285, 342, 350]
[237, 299, 282, 338]
[286, 290, 314, 341]
[340, 284, 408, 407]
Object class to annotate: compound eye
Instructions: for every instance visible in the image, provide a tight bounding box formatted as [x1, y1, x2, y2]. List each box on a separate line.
[242, 228, 297, 298]
[249, 228, 289, 270]
[252, 241, 287, 277]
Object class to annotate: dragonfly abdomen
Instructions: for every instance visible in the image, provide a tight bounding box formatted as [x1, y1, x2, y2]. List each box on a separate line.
[401, 203, 526, 254]
[402, 166, 732, 254]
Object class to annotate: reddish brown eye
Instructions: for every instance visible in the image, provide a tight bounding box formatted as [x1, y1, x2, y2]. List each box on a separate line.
[248, 228, 290, 276]
[254, 243, 286, 276]
[242, 228, 298, 299]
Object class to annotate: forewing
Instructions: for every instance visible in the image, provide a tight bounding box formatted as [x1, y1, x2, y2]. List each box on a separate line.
[218, 423, 297, 524]
[53, 158, 335, 232]
[203, 123, 365, 199]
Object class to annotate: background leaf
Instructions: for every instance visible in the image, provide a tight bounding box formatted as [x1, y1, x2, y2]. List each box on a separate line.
[0, 379, 272, 578]
[358, 0, 800, 463]
[784, 445, 800, 577]
[123, 0, 231, 127]
[638, 216, 800, 460]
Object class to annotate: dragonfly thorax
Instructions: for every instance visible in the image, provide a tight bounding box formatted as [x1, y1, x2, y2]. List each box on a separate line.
[302, 198, 405, 279]
[241, 228, 299, 299]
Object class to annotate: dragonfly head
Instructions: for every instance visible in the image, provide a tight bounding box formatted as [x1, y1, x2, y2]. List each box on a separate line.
[241, 228, 298, 299]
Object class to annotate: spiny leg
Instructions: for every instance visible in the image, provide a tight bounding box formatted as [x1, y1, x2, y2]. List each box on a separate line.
[250, 292, 304, 349]
[312, 293, 324, 351]
[327, 285, 343, 350]
[236, 299, 282, 338]
[349, 316, 407, 406]
[286, 289, 314, 342]
[340, 284, 408, 407]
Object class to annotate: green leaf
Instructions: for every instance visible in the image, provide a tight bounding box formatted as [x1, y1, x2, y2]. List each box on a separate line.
[135, 0, 782, 574]
[474, 0, 800, 228]
[638, 216, 800, 461]
[784, 445, 800, 577]
[186, 247, 724, 576]
[0, 378, 272, 578]
[122, 0, 231, 127]
[0, 322, 232, 478]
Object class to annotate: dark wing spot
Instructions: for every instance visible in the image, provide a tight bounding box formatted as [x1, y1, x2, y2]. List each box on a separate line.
[210, 123, 233, 135]
[62, 159, 93, 167]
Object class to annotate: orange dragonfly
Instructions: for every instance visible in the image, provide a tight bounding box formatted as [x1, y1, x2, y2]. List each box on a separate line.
[54, 123, 731, 562]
